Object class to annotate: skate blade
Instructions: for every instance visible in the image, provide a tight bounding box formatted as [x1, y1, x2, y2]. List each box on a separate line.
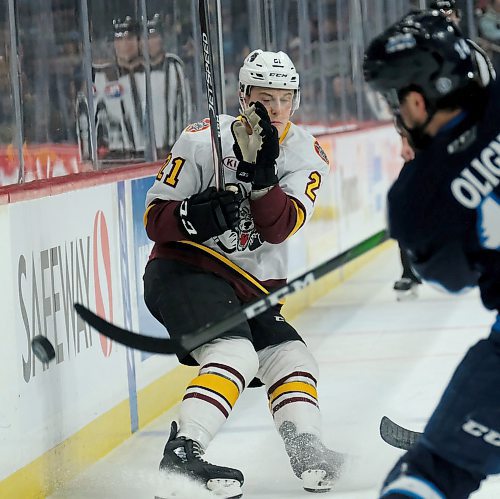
[301, 469, 335, 493]
[207, 478, 242, 498]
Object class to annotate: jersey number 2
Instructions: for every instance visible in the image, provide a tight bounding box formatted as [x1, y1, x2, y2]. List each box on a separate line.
[306, 172, 321, 202]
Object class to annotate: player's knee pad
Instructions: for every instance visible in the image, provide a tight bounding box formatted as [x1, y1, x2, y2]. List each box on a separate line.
[257, 340, 319, 383]
[423, 332, 500, 476]
[191, 336, 259, 388]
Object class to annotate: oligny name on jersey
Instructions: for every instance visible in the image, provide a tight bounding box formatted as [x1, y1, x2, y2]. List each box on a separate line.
[451, 133, 500, 209]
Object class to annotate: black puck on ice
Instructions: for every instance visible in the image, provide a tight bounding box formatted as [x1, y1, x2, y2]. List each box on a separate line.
[31, 335, 56, 363]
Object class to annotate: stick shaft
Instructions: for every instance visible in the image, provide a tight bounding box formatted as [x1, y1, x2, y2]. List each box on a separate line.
[199, 0, 225, 189]
[74, 230, 388, 356]
[178, 230, 388, 351]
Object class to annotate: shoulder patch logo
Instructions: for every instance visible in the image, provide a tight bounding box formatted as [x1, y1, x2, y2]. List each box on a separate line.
[314, 140, 329, 165]
[185, 117, 210, 133]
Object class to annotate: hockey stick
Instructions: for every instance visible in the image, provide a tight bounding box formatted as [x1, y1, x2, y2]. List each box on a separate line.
[199, 0, 225, 190]
[379, 416, 422, 450]
[74, 229, 388, 356]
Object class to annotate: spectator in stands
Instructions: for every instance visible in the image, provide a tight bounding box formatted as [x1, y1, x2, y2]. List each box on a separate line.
[478, 0, 500, 70]
[479, 0, 500, 41]
[476, 0, 491, 14]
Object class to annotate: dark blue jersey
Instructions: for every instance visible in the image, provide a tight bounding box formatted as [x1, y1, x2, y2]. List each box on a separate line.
[388, 77, 500, 311]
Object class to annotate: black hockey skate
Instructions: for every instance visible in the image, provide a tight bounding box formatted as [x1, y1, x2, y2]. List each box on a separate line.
[393, 277, 420, 301]
[159, 421, 244, 498]
[280, 421, 344, 493]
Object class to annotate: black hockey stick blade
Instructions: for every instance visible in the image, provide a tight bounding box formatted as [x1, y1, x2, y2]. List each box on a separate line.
[75, 230, 388, 356]
[379, 416, 422, 450]
[74, 304, 188, 356]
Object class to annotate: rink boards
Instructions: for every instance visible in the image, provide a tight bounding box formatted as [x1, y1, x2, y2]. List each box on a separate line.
[0, 123, 401, 497]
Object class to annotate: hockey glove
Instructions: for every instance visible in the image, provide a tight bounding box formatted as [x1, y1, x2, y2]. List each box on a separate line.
[232, 101, 279, 189]
[176, 186, 240, 243]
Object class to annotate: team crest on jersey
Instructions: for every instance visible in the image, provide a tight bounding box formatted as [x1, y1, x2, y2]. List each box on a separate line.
[314, 140, 329, 165]
[236, 206, 263, 251]
[185, 117, 211, 133]
[104, 82, 124, 98]
[214, 203, 264, 253]
[223, 156, 239, 171]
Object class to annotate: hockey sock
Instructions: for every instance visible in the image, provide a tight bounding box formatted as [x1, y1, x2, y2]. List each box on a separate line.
[178, 363, 246, 449]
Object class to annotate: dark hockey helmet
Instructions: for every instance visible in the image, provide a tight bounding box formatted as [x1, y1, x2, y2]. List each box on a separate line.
[429, 0, 456, 11]
[147, 13, 164, 36]
[363, 11, 480, 113]
[429, 0, 461, 19]
[113, 16, 140, 38]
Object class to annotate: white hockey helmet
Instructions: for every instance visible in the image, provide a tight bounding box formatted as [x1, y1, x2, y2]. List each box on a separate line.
[238, 49, 301, 114]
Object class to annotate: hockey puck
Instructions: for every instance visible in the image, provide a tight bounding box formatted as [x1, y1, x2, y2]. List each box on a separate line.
[31, 335, 56, 363]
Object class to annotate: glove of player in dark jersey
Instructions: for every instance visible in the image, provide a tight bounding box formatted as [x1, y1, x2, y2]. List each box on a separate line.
[232, 101, 279, 190]
[176, 186, 240, 243]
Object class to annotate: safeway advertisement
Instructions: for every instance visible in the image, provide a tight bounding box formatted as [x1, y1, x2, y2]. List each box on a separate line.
[7, 185, 128, 467]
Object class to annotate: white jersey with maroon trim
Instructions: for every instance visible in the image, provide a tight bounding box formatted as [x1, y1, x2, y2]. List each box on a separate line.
[145, 114, 330, 283]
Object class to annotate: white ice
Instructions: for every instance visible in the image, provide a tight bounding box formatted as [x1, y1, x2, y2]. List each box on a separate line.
[49, 243, 500, 498]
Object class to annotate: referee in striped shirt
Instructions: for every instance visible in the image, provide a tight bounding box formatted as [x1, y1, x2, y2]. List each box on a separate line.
[146, 14, 192, 156]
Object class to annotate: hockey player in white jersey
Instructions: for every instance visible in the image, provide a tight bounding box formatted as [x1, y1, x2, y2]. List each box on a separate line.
[143, 49, 343, 497]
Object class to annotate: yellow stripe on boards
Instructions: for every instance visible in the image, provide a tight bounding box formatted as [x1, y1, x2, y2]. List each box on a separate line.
[0, 365, 195, 499]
